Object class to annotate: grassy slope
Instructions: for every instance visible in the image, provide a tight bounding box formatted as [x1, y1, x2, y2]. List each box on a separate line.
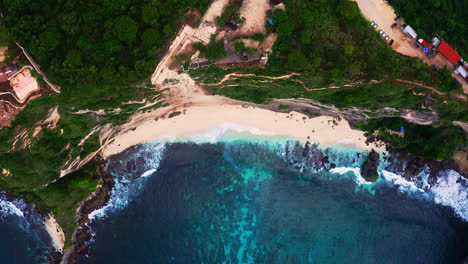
[0, 0, 214, 248]
[189, 0, 467, 160]
[0, 81, 162, 245]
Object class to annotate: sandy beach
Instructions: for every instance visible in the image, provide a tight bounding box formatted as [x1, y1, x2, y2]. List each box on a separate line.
[44, 213, 65, 253]
[102, 104, 384, 158]
[100, 0, 384, 160]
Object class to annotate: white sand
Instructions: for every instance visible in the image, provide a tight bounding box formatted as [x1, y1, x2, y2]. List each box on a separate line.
[44, 214, 65, 253]
[103, 104, 384, 158]
[100, 0, 384, 159]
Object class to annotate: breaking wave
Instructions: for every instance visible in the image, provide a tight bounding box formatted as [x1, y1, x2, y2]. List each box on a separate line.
[0, 194, 25, 219]
[95, 127, 468, 225]
[89, 141, 167, 221]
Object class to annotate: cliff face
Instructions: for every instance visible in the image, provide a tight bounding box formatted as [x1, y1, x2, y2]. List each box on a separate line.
[61, 156, 114, 264]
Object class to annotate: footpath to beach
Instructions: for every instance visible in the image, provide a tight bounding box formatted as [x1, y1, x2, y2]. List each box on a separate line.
[101, 0, 385, 158]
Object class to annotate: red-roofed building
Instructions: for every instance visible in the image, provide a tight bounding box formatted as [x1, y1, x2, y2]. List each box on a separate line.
[436, 41, 461, 66]
[418, 39, 432, 48]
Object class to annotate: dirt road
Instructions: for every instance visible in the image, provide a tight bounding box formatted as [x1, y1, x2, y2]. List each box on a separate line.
[203, 0, 230, 24]
[354, 0, 468, 93]
[238, 0, 269, 35]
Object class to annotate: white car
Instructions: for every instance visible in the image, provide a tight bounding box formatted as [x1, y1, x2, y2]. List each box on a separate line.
[381, 32, 387, 37]
[384, 36, 390, 41]
[378, 30, 383, 34]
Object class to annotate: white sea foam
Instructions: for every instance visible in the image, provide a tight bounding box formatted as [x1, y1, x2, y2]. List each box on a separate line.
[141, 169, 157, 178]
[330, 167, 371, 185]
[430, 170, 468, 221]
[0, 198, 24, 218]
[380, 170, 425, 194]
[88, 141, 167, 222]
[182, 123, 275, 144]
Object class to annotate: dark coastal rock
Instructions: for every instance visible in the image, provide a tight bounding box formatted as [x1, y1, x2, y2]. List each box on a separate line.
[361, 149, 380, 182]
[303, 141, 311, 157]
[321, 156, 329, 164]
[64, 156, 115, 264]
[168, 111, 182, 118]
[330, 163, 336, 169]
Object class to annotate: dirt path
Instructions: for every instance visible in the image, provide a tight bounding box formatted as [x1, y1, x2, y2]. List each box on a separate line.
[354, 0, 468, 93]
[202, 0, 230, 24]
[238, 0, 269, 35]
[354, 0, 418, 56]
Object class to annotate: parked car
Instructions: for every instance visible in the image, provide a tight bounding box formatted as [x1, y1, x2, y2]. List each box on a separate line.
[385, 36, 390, 40]
[389, 39, 394, 46]
[391, 23, 397, 29]
[371, 21, 378, 28]
[381, 32, 387, 37]
[378, 30, 384, 35]
[394, 16, 400, 21]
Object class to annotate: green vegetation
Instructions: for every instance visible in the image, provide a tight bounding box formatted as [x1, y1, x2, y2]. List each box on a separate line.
[265, 0, 460, 92]
[36, 162, 98, 248]
[278, 105, 290, 110]
[234, 41, 246, 53]
[0, 23, 9, 46]
[233, 41, 256, 56]
[216, 1, 242, 26]
[190, 0, 467, 160]
[355, 118, 467, 160]
[193, 39, 227, 62]
[0, 0, 210, 248]
[388, 0, 467, 58]
[2, 0, 211, 86]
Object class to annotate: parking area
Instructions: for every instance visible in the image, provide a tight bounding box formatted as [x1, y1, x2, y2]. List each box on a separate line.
[355, 0, 468, 92]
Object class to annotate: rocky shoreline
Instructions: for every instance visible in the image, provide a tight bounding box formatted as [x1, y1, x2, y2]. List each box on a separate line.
[62, 156, 114, 264]
[0, 191, 63, 263]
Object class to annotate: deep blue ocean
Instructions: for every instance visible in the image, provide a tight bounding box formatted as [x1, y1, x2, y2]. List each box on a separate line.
[81, 141, 468, 264]
[0, 193, 54, 264]
[0, 140, 467, 263]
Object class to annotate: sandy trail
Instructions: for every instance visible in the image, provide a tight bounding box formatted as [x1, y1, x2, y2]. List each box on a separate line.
[202, 0, 230, 24]
[238, 0, 269, 35]
[100, 0, 385, 159]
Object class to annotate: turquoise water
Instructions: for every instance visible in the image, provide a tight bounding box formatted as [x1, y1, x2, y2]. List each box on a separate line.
[84, 141, 468, 263]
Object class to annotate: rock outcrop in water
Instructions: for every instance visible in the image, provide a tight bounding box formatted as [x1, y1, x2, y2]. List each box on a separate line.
[361, 149, 380, 182]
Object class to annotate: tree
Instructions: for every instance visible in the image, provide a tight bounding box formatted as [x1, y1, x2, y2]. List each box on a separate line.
[173, 53, 188, 65]
[113, 16, 138, 42]
[272, 9, 294, 37]
[141, 28, 160, 48]
[205, 41, 226, 61]
[233, 41, 245, 53]
[338, 0, 358, 20]
[286, 49, 313, 71]
[142, 3, 159, 25]
[343, 44, 354, 56]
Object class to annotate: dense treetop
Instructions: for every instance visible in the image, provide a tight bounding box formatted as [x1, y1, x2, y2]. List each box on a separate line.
[1, 0, 210, 87]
